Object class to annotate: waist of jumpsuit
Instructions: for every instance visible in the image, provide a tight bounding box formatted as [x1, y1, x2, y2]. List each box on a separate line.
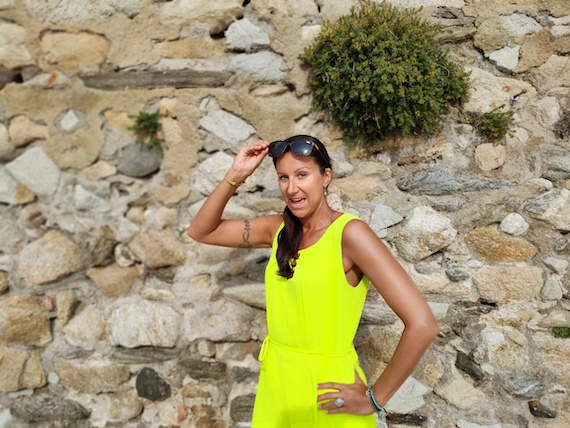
[258, 336, 354, 363]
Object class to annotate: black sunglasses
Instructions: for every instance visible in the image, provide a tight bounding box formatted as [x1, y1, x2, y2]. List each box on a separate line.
[268, 139, 320, 158]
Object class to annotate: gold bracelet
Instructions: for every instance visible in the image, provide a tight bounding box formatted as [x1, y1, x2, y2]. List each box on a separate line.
[223, 175, 245, 187]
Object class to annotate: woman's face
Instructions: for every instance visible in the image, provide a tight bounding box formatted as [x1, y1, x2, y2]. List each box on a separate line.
[275, 152, 332, 219]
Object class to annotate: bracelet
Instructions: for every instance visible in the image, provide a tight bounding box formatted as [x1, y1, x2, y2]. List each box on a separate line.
[366, 387, 387, 413]
[223, 175, 245, 188]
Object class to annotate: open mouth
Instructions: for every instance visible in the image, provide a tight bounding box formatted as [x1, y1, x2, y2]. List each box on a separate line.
[289, 198, 306, 209]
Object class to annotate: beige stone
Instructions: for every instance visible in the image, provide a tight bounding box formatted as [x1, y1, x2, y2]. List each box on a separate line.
[56, 290, 77, 325]
[55, 359, 131, 394]
[516, 28, 555, 72]
[87, 264, 139, 297]
[159, 0, 244, 34]
[0, 346, 46, 392]
[466, 226, 537, 263]
[154, 37, 226, 59]
[8, 115, 49, 148]
[475, 143, 507, 171]
[0, 295, 52, 345]
[18, 230, 84, 285]
[0, 22, 33, 68]
[474, 18, 508, 56]
[62, 304, 106, 349]
[40, 31, 109, 75]
[473, 266, 543, 303]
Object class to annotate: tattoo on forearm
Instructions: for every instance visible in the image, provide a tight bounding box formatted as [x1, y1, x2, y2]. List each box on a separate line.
[239, 219, 252, 248]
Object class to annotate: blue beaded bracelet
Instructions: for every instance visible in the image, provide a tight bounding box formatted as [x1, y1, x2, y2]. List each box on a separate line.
[366, 387, 387, 413]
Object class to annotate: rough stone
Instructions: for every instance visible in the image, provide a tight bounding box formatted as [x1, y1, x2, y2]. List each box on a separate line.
[40, 31, 109, 75]
[5, 147, 60, 198]
[10, 395, 90, 422]
[466, 226, 537, 263]
[226, 18, 270, 52]
[135, 367, 170, 401]
[8, 115, 49, 148]
[128, 229, 186, 269]
[474, 143, 507, 171]
[394, 206, 457, 263]
[473, 266, 543, 303]
[0, 346, 46, 392]
[87, 264, 139, 297]
[499, 212, 530, 236]
[18, 230, 83, 285]
[0, 22, 33, 68]
[55, 359, 131, 394]
[62, 304, 106, 349]
[0, 295, 52, 345]
[108, 298, 181, 348]
[524, 188, 570, 231]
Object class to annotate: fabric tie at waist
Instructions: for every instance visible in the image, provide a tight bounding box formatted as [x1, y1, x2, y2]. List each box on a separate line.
[258, 336, 354, 362]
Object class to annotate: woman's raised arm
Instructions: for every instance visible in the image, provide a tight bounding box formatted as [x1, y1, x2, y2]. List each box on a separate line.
[187, 140, 282, 249]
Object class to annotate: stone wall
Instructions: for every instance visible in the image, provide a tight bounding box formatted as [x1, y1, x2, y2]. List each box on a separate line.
[1, 0, 570, 427]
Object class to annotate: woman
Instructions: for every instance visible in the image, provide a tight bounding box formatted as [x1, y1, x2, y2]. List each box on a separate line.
[187, 135, 438, 427]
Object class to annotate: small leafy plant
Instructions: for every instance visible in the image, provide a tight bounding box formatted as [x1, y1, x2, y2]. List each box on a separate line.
[469, 104, 515, 142]
[299, 0, 469, 147]
[553, 327, 570, 339]
[129, 110, 163, 151]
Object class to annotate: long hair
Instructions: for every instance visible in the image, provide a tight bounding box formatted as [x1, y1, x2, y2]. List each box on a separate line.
[273, 135, 332, 279]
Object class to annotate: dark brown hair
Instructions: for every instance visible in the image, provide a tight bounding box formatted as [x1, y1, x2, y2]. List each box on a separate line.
[273, 135, 332, 279]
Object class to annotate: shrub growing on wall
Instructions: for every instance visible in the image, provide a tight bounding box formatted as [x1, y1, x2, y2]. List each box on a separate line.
[300, 0, 469, 147]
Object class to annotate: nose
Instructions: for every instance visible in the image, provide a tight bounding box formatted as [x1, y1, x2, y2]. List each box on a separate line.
[287, 177, 298, 195]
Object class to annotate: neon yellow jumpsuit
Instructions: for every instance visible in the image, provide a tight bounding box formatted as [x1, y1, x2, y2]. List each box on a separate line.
[252, 213, 376, 427]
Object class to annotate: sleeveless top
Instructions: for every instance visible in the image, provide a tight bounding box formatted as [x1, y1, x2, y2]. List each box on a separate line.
[251, 213, 376, 427]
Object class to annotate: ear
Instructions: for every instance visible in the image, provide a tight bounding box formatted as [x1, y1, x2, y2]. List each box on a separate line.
[323, 167, 332, 189]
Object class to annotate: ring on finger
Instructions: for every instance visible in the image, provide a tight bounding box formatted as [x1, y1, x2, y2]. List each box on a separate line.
[335, 397, 344, 407]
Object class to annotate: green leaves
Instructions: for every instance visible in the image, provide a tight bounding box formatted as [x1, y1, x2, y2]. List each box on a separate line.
[128, 111, 163, 151]
[299, 1, 469, 148]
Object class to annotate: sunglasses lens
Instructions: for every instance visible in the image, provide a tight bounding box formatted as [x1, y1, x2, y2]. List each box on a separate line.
[269, 140, 315, 158]
[290, 140, 314, 156]
[268, 141, 287, 158]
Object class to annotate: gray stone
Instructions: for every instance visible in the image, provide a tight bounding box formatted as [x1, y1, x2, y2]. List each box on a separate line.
[228, 51, 287, 83]
[489, 45, 520, 73]
[500, 212, 529, 236]
[117, 143, 162, 178]
[5, 147, 60, 197]
[11, 395, 90, 422]
[523, 188, 570, 231]
[500, 14, 542, 37]
[397, 168, 505, 196]
[543, 257, 569, 274]
[541, 144, 570, 181]
[230, 394, 255, 423]
[455, 351, 485, 381]
[74, 184, 111, 212]
[108, 298, 181, 348]
[226, 18, 270, 52]
[502, 375, 545, 399]
[135, 367, 170, 401]
[199, 110, 256, 147]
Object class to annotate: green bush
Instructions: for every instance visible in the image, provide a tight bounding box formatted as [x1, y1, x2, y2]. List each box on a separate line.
[299, 0, 469, 147]
[468, 104, 515, 142]
[129, 110, 163, 151]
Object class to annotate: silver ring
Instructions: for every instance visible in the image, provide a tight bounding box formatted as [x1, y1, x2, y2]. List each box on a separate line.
[335, 397, 344, 407]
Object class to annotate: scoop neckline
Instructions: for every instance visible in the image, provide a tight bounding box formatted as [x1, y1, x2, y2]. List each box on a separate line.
[298, 212, 347, 252]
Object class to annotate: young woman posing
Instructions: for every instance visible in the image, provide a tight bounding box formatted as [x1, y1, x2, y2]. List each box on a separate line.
[187, 135, 438, 427]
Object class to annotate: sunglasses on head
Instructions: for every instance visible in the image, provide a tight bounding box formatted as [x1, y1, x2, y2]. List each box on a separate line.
[268, 139, 320, 159]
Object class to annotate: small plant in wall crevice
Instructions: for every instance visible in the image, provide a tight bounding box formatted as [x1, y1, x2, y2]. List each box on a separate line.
[468, 104, 516, 142]
[129, 110, 164, 153]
